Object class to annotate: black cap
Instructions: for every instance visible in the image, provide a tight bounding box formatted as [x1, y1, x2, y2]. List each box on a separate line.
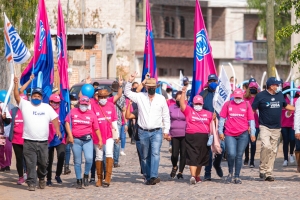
[32, 88, 43, 96]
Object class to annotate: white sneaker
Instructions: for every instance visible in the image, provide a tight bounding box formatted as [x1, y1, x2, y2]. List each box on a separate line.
[290, 155, 295, 164]
[120, 151, 126, 156]
[190, 177, 196, 185]
[23, 173, 27, 180]
[283, 160, 288, 167]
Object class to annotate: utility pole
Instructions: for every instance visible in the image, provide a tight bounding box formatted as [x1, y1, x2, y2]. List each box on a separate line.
[266, 0, 276, 77]
[82, 0, 85, 51]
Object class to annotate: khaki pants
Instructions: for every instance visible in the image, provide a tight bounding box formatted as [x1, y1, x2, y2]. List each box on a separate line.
[259, 125, 281, 177]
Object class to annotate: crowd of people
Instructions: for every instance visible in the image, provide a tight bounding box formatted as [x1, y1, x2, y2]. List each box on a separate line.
[0, 71, 300, 191]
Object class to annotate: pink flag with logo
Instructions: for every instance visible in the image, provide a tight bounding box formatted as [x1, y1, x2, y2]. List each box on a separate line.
[189, 0, 217, 104]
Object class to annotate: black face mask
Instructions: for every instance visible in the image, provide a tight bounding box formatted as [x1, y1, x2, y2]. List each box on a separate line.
[147, 88, 156, 95]
[176, 100, 180, 107]
[250, 88, 257, 94]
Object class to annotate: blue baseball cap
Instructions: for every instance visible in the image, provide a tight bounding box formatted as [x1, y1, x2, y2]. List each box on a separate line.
[266, 77, 282, 87]
[208, 74, 218, 81]
[172, 90, 178, 99]
[249, 78, 256, 83]
[183, 76, 189, 82]
[32, 88, 43, 96]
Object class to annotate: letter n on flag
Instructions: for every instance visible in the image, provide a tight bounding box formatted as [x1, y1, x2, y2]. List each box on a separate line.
[189, 0, 217, 105]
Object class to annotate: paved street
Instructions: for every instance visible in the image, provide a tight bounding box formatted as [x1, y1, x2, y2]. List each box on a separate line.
[0, 138, 299, 200]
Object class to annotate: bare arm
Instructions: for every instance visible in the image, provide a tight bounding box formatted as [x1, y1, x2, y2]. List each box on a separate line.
[14, 77, 21, 105]
[125, 102, 136, 119]
[65, 122, 74, 143]
[52, 118, 62, 139]
[180, 86, 187, 112]
[136, 82, 144, 93]
[113, 75, 124, 104]
[285, 104, 295, 111]
[95, 129, 103, 149]
[19, 74, 34, 94]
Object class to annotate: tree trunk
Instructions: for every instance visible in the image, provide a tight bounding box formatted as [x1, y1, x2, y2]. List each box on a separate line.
[0, 57, 9, 90]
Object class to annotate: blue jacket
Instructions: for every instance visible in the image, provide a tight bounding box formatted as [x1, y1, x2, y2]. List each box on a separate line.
[199, 88, 220, 119]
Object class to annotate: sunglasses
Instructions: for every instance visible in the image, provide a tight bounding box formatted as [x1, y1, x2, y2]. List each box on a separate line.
[50, 101, 60, 105]
[80, 97, 89, 102]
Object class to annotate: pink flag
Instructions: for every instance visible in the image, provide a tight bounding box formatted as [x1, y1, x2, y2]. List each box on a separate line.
[141, 0, 157, 81]
[189, 0, 217, 104]
[57, 0, 69, 90]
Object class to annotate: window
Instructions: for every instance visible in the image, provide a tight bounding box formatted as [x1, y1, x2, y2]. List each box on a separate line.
[164, 17, 170, 37]
[159, 68, 168, 76]
[180, 16, 185, 38]
[136, 0, 144, 22]
[171, 17, 175, 37]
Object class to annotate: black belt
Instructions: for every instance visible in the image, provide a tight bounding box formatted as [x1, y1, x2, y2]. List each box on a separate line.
[138, 126, 160, 132]
[24, 139, 47, 143]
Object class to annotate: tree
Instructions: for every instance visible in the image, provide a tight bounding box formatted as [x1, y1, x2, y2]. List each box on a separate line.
[0, 0, 38, 55]
[247, 0, 291, 63]
[277, 0, 300, 66]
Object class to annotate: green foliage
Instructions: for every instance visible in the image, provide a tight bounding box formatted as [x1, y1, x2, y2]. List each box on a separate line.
[0, 0, 38, 55]
[247, 0, 291, 63]
[277, 0, 300, 65]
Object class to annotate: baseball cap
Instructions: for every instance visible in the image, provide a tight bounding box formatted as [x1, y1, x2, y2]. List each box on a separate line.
[283, 82, 291, 89]
[32, 88, 43, 96]
[233, 88, 244, 98]
[266, 77, 282, 87]
[49, 94, 61, 102]
[208, 74, 218, 81]
[249, 78, 256, 83]
[183, 76, 189, 82]
[249, 82, 259, 89]
[193, 95, 203, 104]
[79, 96, 90, 105]
[172, 90, 178, 99]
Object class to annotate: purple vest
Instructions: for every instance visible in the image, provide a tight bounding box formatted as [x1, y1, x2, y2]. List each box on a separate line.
[169, 104, 186, 137]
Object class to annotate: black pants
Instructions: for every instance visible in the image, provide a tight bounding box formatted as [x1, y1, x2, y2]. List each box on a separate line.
[171, 137, 186, 172]
[12, 144, 25, 177]
[23, 140, 48, 186]
[47, 143, 66, 180]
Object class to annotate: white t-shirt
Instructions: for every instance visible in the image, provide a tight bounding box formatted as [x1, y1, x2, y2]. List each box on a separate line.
[19, 98, 58, 141]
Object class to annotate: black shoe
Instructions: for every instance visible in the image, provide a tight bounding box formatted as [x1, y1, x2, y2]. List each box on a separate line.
[4, 166, 10, 172]
[55, 176, 62, 184]
[76, 179, 84, 189]
[89, 178, 95, 184]
[46, 180, 53, 186]
[265, 176, 275, 181]
[244, 159, 249, 166]
[259, 173, 265, 179]
[146, 177, 160, 185]
[177, 173, 183, 179]
[63, 165, 71, 175]
[83, 174, 89, 187]
[213, 162, 223, 178]
[170, 166, 178, 178]
[39, 178, 46, 189]
[204, 173, 211, 181]
[225, 174, 233, 184]
[234, 178, 242, 184]
[114, 163, 120, 168]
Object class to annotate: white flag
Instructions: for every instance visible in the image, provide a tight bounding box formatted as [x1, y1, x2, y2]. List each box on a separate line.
[179, 70, 184, 87]
[213, 66, 231, 114]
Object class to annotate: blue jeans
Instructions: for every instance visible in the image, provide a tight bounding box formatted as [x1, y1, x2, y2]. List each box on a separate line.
[138, 128, 162, 181]
[225, 131, 249, 178]
[113, 125, 123, 164]
[65, 144, 71, 165]
[136, 140, 145, 176]
[204, 141, 225, 177]
[120, 125, 126, 149]
[281, 127, 295, 161]
[296, 139, 300, 151]
[71, 138, 93, 179]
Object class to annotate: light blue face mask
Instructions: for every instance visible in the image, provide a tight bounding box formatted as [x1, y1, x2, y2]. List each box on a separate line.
[275, 85, 282, 93]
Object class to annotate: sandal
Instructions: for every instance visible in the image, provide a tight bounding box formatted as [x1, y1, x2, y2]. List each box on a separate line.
[170, 166, 178, 178]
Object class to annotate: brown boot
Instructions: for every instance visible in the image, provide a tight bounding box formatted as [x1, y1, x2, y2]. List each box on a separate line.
[95, 161, 103, 187]
[103, 158, 113, 187]
[295, 151, 300, 172]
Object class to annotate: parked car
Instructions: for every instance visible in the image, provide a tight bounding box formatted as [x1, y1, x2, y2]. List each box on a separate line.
[69, 78, 115, 98]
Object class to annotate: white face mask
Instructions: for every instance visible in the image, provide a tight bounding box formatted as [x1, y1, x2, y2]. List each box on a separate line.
[234, 98, 243, 104]
[275, 85, 282, 93]
[71, 100, 78, 105]
[99, 99, 107, 106]
[79, 105, 88, 112]
[194, 105, 203, 111]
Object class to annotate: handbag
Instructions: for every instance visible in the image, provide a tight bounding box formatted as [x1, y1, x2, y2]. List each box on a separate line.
[210, 118, 222, 154]
[99, 106, 118, 139]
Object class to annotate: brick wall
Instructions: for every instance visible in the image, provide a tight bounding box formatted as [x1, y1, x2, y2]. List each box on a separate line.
[244, 14, 259, 40]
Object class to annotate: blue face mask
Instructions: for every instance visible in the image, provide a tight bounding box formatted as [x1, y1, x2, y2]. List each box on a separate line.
[209, 82, 218, 91]
[31, 98, 42, 106]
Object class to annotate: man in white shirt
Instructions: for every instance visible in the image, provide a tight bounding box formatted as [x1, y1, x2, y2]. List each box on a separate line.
[14, 77, 61, 191]
[125, 72, 170, 185]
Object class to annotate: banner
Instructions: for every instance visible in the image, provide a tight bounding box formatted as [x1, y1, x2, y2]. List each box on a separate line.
[213, 66, 231, 114]
[189, 0, 217, 105]
[235, 41, 253, 60]
[20, 0, 54, 103]
[141, 0, 157, 81]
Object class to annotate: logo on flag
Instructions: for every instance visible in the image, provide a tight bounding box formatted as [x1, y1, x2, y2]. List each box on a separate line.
[196, 29, 210, 61]
[39, 20, 46, 51]
[57, 33, 64, 59]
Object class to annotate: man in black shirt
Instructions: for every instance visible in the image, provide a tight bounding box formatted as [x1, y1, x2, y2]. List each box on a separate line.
[252, 77, 294, 181]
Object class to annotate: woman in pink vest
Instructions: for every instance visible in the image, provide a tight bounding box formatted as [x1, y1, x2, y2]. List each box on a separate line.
[219, 88, 255, 184]
[179, 87, 213, 185]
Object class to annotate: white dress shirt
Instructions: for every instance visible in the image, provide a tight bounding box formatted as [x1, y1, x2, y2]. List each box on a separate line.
[294, 98, 300, 133]
[124, 82, 170, 133]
